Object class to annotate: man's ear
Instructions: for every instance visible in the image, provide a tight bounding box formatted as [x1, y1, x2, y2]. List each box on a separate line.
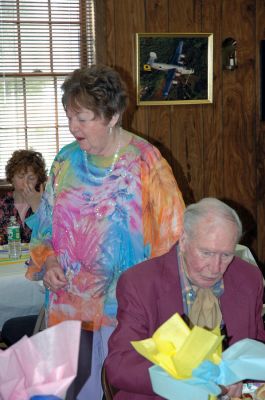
[179, 230, 187, 253]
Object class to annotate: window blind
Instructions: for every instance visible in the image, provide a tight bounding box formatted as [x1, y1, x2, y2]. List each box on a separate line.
[0, 0, 95, 180]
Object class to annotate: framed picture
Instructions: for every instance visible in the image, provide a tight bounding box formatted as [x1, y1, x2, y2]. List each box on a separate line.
[136, 32, 213, 105]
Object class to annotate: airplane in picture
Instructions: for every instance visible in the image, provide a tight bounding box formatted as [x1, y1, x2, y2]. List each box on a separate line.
[143, 40, 194, 98]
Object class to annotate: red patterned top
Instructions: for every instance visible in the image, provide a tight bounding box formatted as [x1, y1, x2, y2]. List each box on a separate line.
[0, 191, 33, 244]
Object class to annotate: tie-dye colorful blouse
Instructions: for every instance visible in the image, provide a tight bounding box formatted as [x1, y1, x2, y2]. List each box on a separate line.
[26, 134, 184, 330]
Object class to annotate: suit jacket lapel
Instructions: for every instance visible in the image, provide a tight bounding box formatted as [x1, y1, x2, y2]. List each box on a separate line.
[156, 244, 184, 325]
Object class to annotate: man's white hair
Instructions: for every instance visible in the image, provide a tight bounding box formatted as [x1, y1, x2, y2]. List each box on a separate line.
[183, 197, 242, 242]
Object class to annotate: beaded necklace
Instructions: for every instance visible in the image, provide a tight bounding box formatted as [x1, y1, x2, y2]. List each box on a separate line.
[82, 131, 121, 183]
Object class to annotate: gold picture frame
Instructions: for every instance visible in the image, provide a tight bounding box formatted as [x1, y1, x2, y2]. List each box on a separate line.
[136, 32, 213, 105]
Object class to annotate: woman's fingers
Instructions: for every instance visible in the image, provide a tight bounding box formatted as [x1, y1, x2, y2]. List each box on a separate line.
[44, 266, 68, 292]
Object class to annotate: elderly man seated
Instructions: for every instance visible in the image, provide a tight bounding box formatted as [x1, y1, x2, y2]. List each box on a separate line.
[105, 197, 265, 400]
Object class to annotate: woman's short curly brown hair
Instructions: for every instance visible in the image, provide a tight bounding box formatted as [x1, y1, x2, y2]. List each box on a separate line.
[5, 149, 47, 189]
[61, 64, 128, 124]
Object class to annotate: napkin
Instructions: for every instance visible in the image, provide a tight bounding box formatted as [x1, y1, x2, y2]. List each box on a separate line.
[0, 320, 81, 400]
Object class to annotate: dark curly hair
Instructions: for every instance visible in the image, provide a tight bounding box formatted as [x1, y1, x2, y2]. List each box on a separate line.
[61, 64, 128, 124]
[6, 149, 47, 190]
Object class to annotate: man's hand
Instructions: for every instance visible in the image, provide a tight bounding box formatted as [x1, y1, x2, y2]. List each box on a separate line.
[227, 382, 243, 397]
[219, 382, 243, 399]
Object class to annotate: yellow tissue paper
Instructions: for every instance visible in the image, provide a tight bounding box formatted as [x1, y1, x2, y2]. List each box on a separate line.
[131, 313, 223, 380]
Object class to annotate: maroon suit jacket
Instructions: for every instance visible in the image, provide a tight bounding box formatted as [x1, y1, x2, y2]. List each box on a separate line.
[105, 243, 265, 400]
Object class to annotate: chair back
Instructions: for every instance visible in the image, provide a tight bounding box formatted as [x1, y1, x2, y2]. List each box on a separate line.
[33, 305, 46, 334]
[101, 363, 119, 400]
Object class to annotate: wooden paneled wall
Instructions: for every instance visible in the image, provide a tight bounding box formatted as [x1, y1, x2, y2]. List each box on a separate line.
[96, 0, 265, 269]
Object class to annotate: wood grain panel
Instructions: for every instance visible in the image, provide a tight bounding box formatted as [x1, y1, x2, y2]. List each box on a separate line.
[222, 0, 257, 250]
[168, 0, 202, 31]
[142, 0, 171, 158]
[105, 1, 116, 66]
[255, 0, 265, 269]
[94, 0, 107, 64]
[99, 0, 265, 264]
[145, 0, 169, 33]
[169, 0, 204, 204]
[201, 0, 224, 198]
[113, 0, 146, 133]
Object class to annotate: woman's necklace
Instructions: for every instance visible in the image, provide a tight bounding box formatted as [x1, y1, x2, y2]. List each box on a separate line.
[82, 131, 121, 183]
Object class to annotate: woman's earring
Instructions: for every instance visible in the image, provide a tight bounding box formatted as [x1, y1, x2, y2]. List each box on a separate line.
[109, 126, 113, 135]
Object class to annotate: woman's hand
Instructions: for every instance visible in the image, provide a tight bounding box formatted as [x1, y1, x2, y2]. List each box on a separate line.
[22, 182, 44, 212]
[43, 255, 68, 292]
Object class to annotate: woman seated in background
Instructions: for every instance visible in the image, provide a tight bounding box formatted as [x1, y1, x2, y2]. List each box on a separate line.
[0, 149, 47, 347]
[0, 149, 47, 244]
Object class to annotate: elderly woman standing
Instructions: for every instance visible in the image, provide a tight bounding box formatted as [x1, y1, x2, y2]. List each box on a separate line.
[26, 65, 185, 399]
